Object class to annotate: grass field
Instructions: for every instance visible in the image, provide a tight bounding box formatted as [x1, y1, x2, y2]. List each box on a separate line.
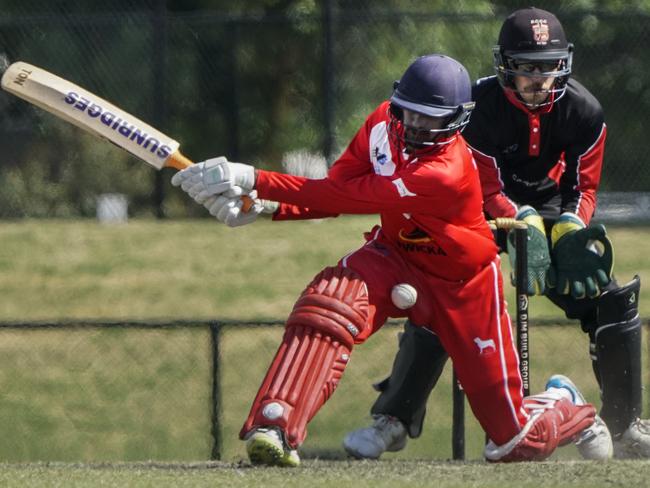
[0, 218, 648, 320]
[0, 459, 646, 487]
[0, 218, 649, 485]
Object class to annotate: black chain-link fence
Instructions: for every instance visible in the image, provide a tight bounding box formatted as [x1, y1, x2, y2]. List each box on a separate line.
[0, 319, 648, 462]
[1, 2, 649, 217]
[1, 1, 649, 463]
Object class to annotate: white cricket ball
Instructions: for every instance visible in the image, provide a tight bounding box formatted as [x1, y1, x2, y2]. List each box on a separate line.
[391, 283, 418, 310]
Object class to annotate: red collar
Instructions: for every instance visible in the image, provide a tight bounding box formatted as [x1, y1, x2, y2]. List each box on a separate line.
[503, 89, 554, 156]
[504, 88, 555, 115]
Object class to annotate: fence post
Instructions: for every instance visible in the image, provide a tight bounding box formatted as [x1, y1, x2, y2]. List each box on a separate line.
[210, 321, 222, 460]
[321, 0, 335, 162]
[451, 369, 465, 460]
[152, 0, 168, 219]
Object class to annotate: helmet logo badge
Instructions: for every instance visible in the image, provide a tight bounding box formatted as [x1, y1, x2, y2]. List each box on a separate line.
[530, 19, 549, 45]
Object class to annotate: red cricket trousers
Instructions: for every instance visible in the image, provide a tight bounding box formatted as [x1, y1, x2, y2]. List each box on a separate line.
[340, 230, 528, 445]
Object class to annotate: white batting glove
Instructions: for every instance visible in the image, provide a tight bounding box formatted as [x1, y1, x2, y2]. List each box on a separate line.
[203, 191, 279, 227]
[170, 156, 256, 204]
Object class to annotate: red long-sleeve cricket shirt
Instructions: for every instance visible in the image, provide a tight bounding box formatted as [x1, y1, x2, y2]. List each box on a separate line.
[255, 101, 497, 282]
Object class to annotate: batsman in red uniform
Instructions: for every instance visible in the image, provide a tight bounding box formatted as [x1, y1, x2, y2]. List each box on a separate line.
[172, 54, 595, 466]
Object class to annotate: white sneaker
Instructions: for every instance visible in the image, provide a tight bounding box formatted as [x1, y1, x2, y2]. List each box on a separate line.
[245, 427, 300, 467]
[545, 374, 613, 460]
[613, 418, 650, 458]
[343, 415, 407, 459]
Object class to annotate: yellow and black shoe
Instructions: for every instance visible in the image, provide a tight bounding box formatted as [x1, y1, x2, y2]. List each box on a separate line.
[245, 427, 300, 467]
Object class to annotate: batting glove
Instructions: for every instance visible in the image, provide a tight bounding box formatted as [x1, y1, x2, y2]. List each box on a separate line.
[170, 156, 256, 204]
[507, 206, 551, 295]
[203, 191, 278, 227]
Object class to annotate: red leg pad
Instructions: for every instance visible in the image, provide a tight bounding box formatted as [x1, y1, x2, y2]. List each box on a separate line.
[486, 398, 596, 462]
[522, 395, 597, 447]
[240, 266, 369, 448]
[552, 399, 597, 446]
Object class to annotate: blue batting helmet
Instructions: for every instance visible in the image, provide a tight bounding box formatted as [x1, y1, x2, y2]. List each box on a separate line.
[389, 54, 475, 151]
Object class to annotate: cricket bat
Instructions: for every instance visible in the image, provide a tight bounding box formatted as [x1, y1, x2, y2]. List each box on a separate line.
[0, 61, 253, 210]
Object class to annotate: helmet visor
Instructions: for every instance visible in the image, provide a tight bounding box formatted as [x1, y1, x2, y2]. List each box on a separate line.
[390, 91, 458, 119]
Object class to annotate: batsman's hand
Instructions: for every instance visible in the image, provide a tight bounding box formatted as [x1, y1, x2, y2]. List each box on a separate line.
[507, 206, 551, 295]
[170, 156, 256, 204]
[203, 190, 279, 227]
[547, 212, 613, 299]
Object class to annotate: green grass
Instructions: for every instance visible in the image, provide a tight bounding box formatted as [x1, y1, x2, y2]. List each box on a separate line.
[0, 218, 647, 320]
[0, 460, 645, 487]
[0, 218, 377, 320]
[0, 327, 212, 462]
[0, 322, 642, 464]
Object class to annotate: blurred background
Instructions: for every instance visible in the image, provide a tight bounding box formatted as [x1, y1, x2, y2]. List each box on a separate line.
[1, 0, 649, 218]
[0, 0, 649, 464]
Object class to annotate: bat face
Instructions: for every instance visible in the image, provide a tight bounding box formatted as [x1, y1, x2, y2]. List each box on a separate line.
[1, 61, 180, 170]
[0, 61, 261, 211]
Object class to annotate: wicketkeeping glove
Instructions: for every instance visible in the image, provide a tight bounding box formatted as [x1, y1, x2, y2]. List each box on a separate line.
[547, 212, 613, 299]
[170, 156, 256, 204]
[507, 206, 551, 295]
[203, 190, 279, 227]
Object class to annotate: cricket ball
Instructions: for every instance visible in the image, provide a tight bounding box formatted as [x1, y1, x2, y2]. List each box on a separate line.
[391, 283, 418, 310]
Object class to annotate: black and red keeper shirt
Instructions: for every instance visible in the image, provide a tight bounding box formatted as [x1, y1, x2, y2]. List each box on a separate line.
[463, 76, 606, 225]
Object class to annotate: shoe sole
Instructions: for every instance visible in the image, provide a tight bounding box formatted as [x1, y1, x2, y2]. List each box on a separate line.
[247, 435, 299, 467]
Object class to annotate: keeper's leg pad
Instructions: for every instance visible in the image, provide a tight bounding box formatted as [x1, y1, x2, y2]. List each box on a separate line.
[371, 321, 448, 438]
[240, 266, 369, 448]
[590, 276, 642, 435]
[485, 397, 596, 462]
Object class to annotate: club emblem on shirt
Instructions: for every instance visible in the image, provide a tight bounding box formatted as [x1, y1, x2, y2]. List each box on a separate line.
[530, 19, 549, 44]
[374, 147, 388, 165]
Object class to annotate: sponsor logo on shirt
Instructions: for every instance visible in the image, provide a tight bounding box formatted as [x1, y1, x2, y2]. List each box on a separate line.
[397, 227, 447, 255]
[511, 173, 541, 187]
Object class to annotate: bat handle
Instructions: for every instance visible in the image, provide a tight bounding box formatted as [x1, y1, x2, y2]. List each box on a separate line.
[241, 195, 255, 212]
[167, 151, 255, 213]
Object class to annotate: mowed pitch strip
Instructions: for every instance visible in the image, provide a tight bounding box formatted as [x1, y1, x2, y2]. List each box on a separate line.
[0, 61, 253, 209]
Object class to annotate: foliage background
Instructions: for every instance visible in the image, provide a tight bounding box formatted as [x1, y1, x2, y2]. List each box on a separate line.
[1, 0, 649, 217]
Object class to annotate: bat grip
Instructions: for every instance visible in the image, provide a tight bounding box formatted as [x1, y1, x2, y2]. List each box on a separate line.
[241, 196, 255, 212]
[167, 151, 255, 213]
